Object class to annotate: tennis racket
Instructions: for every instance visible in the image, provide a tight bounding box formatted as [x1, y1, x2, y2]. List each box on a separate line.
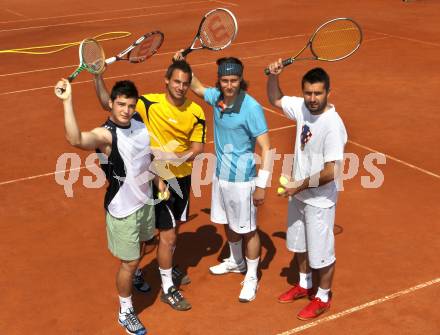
[68, 38, 105, 82]
[181, 8, 238, 57]
[264, 18, 362, 75]
[105, 31, 164, 65]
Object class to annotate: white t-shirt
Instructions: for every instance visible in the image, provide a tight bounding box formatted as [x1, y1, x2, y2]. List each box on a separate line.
[281, 96, 347, 208]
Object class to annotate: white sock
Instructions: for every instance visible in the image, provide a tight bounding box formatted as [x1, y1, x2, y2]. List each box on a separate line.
[299, 272, 313, 289]
[315, 287, 331, 303]
[244, 257, 259, 280]
[159, 267, 174, 293]
[119, 295, 133, 314]
[228, 240, 244, 264]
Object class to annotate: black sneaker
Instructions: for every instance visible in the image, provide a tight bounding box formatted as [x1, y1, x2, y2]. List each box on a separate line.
[118, 308, 147, 335]
[172, 266, 191, 286]
[160, 286, 192, 311]
[133, 270, 151, 293]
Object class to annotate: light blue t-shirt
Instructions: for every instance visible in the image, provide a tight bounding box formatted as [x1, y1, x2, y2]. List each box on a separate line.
[204, 87, 268, 182]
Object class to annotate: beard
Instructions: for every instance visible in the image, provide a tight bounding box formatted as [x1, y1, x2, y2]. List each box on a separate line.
[305, 98, 327, 114]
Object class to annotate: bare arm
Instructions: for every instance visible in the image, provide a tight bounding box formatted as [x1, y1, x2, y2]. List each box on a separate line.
[190, 74, 207, 98]
[266, 58, 285, 109]
[173, 50, 206, 98]
[253, 132, 271, 206]
[55, 79, 111, 151]
[152, 141, 204, 163]
[93, 71, 111, 112]
[281, 161, 338, 197]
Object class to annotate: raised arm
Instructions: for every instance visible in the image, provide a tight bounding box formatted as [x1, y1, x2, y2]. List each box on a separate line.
[173, 50, 206, 98]
[266, 58, 285, 109]
[93, 70, 111, 112]
[55, 79, 111, 151]
[190, 74, 207, 98]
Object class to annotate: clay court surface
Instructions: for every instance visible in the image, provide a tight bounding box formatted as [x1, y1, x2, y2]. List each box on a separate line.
[0, 0, 439, 334]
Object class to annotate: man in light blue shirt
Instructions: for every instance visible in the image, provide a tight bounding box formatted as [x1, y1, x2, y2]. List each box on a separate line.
[175, 53, 271, 302]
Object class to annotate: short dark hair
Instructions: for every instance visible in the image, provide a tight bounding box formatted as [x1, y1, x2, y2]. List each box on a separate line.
[110, 80, 139, 101]
[166, 60, 193, 82]
[215, 57, 248, 91]
[302, 67, 330, 91]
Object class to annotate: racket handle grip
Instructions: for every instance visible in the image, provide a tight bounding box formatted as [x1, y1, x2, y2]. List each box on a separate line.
[282, 58, 294, 67]
[105, 56, 117, 65]
[264, 58, 295, 75]
[181, 48, 192, 58]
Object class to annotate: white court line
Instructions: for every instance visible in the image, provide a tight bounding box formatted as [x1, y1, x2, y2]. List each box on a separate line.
[0, 125, 290, 186]
[0, 7, 205, 33]
[4, 9, 26, 18]
[348, 140, 440, 179]
[0, 34, 308, 78]
[0, 167, 86, 186]
[262, 106, 440, 179]
[0, 35, 390, 78]
[0, 1, 211, 24]
[0, 40, 438, 184]
[0, 49, 302, 96]
[366, 29, 440, 48]
[276, 277, 440, 335]
[212, 0, 239, 6]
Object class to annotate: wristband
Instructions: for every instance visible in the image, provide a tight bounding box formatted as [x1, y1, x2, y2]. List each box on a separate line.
[255, 169, 270, 189]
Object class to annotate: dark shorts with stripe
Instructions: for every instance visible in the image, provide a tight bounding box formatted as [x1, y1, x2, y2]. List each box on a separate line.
[153, 175, 191, 230]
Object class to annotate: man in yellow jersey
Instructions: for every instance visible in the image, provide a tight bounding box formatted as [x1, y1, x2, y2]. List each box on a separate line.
[94, 60, 206, 311]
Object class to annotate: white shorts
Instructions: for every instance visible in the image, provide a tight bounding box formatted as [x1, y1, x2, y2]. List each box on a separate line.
[210, 175, 257, 234]
[287, 197, 336, 269]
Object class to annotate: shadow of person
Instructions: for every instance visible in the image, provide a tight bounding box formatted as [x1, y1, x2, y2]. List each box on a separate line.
[273, 225, 343, 287]
[174, 224, 223, 270]
[215, 228, 276, 280]
[134, 224, 223, 313]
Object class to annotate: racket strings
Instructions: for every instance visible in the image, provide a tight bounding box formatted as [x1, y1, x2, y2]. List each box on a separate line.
[311, 20, 361, 61]
[200, 11, 236, 49]
[129, 33, 164, 63]
[81, 39, 105, 73]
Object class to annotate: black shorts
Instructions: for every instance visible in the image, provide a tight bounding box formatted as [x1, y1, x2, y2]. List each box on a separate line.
[153, 175, 191, 230]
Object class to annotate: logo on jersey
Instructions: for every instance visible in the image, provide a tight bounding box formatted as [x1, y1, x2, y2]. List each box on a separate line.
[300, 125, 312, 150]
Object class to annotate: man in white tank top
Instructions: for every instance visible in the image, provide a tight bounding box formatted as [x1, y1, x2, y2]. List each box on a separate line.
[55, 79, 167, 335]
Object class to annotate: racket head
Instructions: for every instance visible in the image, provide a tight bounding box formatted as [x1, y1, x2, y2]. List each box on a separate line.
[127, 31, 164, 63]
[79, 38, 106, 74]
[310, 18, 362, 62]
[198, 8, 238, 51]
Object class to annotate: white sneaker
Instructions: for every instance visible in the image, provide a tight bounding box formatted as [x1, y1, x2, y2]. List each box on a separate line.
[209, 258, 246, 275]
[239, 277, 258, 302]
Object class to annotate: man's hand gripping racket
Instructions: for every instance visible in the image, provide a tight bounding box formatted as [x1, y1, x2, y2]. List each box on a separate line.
[57, 38, 105, 95]
[265, 18, 362, 75]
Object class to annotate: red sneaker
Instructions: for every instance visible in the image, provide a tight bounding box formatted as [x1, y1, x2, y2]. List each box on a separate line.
[278, 284, 312, 303]
[297, 295, 331, 320]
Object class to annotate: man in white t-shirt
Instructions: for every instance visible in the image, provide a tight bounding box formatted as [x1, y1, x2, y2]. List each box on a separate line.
[266, 61, 347, 320]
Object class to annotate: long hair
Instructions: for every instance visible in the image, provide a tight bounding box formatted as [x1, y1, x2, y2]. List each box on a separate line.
[215, 57, 248, 91]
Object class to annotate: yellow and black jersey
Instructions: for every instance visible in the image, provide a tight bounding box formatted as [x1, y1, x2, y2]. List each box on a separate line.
[136, 93, 206, 178]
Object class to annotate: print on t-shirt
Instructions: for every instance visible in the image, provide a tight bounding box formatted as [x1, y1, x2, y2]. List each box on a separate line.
[300, 124, 313, 150]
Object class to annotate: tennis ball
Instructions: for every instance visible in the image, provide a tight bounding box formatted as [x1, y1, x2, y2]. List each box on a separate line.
[277, 186, 285, 195]
[158, 191, 170, 201]
[279, 175, 289, 187]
